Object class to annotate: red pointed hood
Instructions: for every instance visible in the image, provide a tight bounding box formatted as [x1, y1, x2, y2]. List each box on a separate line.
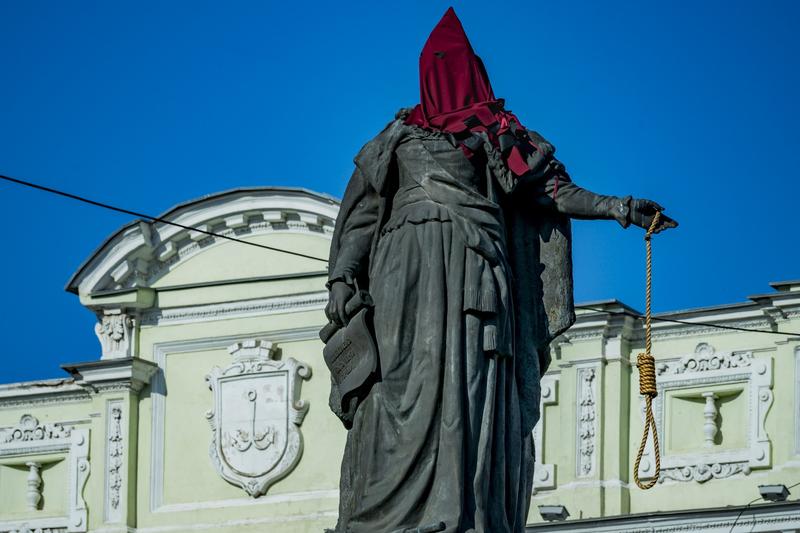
[406, 8, 537, 176]
[417, 7, 495, 120]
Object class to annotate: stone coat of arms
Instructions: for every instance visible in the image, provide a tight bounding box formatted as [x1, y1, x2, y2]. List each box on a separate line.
[206, 339, 311, 497]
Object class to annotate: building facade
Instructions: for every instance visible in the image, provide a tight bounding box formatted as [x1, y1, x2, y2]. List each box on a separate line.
[0, 187, 797, 532]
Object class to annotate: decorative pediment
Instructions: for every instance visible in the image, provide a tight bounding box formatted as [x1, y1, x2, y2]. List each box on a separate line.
[66, 188, 339, 296]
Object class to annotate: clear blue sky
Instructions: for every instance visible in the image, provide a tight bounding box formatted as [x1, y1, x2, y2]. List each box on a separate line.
[1, 1, 798, 383]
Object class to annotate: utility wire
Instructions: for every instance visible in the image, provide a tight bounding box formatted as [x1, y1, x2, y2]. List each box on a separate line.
[575, 305, 800, 337]
[3, 173, 799, 337]
[0, 173, 329, 263]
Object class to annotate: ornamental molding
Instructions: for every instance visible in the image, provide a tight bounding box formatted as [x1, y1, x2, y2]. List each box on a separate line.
[795, 347, 800, 455]
[0, 381, 91, 410]
[67, 189, 339, 295]
[149, 326, 319, 513]
[649, 318, 773, 341]
[656, 343, 752, 375]
[95, 312, 134, 360]
[61, 358, 158, 394]
[575, 365, 599, 478]
[0, 393, 91, 410]
[0, 523, 69, 533]
[1, 414, 72, 445]
[146, 220, 332, 287]
[659, 461, 749, 483]
[105, 401, 124, 523]
[562, 329, 606, 342]
[206, 340, 311, 498]
[140, 292, 328, 326]
[532, 374, 558, 492]
[636, 342, 774, 484]
[0, 416, 90, 533]
[562, 307, 782, 343]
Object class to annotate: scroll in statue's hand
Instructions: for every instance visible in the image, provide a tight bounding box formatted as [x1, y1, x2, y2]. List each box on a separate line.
[629, 198, 678, 233]
[326, 281, 355, 326]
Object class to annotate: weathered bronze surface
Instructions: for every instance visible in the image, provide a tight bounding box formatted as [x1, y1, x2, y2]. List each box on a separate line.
[322, 11, 676, 533]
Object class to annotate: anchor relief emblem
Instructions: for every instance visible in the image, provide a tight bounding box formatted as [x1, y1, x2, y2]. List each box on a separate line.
[225, 389, 277, 452]
[206, 339, 311, 497]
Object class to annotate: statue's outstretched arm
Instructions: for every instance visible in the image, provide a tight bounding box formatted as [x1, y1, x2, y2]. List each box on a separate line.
[537, 166, 678, 233]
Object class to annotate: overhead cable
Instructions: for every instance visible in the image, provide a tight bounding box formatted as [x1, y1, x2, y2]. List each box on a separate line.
[0, 173, 329, 263]
[3, 173, 798, 337]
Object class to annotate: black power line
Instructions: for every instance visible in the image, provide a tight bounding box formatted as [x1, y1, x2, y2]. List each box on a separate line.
[3, 173, 799, 337]
[0, 173, 329, 263]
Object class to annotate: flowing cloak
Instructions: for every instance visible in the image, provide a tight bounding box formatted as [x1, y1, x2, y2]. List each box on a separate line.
[328, 115, 575, 437]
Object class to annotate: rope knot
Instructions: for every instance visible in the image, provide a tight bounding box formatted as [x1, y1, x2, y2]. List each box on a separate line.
[636, 353, 657, 397]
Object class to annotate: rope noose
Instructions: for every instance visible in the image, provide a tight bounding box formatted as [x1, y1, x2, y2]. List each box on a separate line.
[633, 211, 661, 490]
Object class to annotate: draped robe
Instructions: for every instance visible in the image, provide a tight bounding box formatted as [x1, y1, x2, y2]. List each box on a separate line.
[327, 114, 577, 533]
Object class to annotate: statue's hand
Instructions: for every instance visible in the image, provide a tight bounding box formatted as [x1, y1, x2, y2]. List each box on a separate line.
[326, 281, 355, 326]
[629, 198, 678, 233]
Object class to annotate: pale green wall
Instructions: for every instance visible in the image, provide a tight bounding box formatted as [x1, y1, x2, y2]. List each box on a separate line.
[528, 315, 800, 524]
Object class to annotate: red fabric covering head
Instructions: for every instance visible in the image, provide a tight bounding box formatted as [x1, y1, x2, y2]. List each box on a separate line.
[406, 7, 535, 176]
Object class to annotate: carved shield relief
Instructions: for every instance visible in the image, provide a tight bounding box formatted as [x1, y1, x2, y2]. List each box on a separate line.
[206, 340, 311, 497]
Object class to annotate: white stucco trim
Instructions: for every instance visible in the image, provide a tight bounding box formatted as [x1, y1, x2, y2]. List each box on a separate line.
[575, 363, 601, 479]
[0, 416, 90, 533]
[140, 291, 328, 326]
[638, 343, 773, 484]
[69, 188, 339, 295]
[133, 510, 338, 532]
[153, 489, 339, 513]
[104, 399, 125, 524]
[795, 345, 800, 456]
[0, 379, 90, 409]
[532, 374, 559, 492]
[531, 478, 631, 497]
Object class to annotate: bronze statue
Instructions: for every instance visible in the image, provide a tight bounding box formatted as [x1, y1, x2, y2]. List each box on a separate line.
[322, 8, 677, 533]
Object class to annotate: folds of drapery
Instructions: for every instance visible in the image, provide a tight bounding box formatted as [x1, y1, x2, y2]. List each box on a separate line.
[327, 115, 578, 435]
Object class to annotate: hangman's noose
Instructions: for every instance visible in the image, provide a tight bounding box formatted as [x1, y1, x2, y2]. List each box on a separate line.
[633, 211, 662, 490]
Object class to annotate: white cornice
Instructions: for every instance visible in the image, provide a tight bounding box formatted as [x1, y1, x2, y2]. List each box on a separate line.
[140, 291, 328, 326]
[68, 188, 339, 297]
[561, 295, 800, 345]
[0, 379, 91, 409]
[61, 358, 159, 393]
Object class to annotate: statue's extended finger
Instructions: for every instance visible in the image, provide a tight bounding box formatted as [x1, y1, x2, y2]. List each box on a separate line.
[662, 215, 678, 227]
[654, 216, 678, 232]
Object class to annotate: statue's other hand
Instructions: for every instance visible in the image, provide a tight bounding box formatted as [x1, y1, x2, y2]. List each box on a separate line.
[630, 198, 678, 233]
[326, 281, 355, 326]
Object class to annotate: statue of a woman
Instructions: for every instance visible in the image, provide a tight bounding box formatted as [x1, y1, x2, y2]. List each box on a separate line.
[324, 8, 677, 533]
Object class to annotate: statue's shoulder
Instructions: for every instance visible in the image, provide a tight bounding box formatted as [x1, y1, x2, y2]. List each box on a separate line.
[357, 109, 413, 157]
[353, 108, 414, 192]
